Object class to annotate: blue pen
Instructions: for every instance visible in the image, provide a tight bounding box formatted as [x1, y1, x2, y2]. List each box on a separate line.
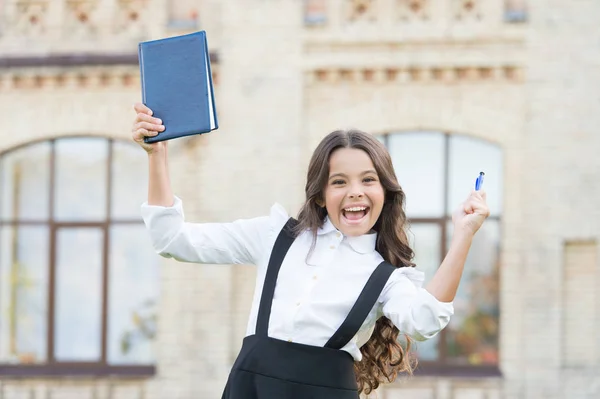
[475, 172, 485, 191]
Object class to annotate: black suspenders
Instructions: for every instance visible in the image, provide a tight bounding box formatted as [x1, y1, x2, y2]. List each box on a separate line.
[325, 261, 396, 349]
[255, 218, 298, 336]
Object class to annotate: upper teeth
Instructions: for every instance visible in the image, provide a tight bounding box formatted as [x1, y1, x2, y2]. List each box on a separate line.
[345, 206, 366, 212]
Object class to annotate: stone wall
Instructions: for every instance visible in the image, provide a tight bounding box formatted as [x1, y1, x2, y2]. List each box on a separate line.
[0, 1, 598, 398]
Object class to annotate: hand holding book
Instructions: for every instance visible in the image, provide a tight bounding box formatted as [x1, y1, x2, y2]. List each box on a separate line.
[131, 103, 166, 154]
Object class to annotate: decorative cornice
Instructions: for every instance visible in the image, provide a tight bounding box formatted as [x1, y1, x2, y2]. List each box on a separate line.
[0, 52, 219, 68]
[0, 66, 219, 90]
[306, 65, 523, 84]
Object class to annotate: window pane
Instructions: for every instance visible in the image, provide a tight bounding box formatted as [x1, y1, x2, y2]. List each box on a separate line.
[447, 136, 503, 217]
[54, 228, 103, 361]
[0, 142, 51, 221]
[407, 223, 442, 361]
[505, 0, 527, 23]
[108, 225, 159, 364]
[54, 138, 108, 221]
[445, 220, 500, 365]
[305, 0, 327, 25]
[387, 132, 445, 218]
[0, 226, 49, 364]
[408, 223, 442, 283]
[168, 0, 199, 29]
[111, 142, 148, 220]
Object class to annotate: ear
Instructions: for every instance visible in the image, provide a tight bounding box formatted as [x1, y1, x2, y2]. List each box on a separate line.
[315, 198, 325, 208]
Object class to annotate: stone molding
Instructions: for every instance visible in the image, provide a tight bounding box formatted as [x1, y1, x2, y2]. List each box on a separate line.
[306, 65, 523, 85]
[0, 66, 219, 91]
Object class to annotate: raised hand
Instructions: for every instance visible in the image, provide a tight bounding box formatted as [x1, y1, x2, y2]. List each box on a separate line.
[451, 190, 490, 236]
[131, 102, 166, 154]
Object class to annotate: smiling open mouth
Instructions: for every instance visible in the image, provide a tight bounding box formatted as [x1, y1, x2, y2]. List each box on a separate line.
[342, 206, 370, 223]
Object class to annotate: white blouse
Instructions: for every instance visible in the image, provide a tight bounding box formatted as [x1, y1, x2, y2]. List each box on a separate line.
[141, 197, 454, 361]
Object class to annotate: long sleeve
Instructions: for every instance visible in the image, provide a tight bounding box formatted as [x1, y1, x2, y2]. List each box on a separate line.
[379, 268, 454, 341]
[140, 196, 287, 265]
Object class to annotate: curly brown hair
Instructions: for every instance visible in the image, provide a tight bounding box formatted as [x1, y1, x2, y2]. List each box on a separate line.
[293, 129, 418, 394]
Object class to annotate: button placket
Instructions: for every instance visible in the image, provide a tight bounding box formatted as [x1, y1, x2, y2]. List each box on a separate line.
[286, 272, 310, 336]
[329, 232, 343, 250]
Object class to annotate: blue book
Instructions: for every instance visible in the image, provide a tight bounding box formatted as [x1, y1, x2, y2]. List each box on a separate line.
[138, 31, 218, 143]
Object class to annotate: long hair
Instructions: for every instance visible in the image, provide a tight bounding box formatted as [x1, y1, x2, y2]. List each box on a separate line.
[293, 129, 418, 394]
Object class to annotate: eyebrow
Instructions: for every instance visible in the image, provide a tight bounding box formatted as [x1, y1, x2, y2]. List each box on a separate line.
[328, 170, 378, 180]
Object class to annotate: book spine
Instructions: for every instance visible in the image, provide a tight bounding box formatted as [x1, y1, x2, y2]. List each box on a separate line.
[138, 43, 150, 143]
[204, 32, 218, 130]
[138, 44, 146, 103]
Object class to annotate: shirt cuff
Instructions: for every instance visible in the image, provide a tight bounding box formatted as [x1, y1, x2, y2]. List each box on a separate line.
[383, 268, 454, 341]
[418, 288, 455, 321]
[140, 196, 185, 255]
[407, 288, 454, 340]
[141, 196, 184, 217]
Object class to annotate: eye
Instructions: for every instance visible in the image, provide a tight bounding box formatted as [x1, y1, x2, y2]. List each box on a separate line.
[331, 179, 345, 185]
[363, 176, 377, 183]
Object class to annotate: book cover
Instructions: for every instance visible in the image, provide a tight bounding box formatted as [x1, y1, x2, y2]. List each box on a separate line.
[138, 30, 218, 143]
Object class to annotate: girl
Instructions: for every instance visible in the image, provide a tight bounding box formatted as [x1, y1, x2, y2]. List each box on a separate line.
[131, 102, 490, 398]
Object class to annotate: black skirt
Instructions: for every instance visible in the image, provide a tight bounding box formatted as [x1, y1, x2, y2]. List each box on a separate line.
[221, 335, 359, 399]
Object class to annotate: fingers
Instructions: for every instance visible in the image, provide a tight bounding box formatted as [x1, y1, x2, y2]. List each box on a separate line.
[131, 108, 164, 143]
[135, 112, 162, 126]
[132, 128, 154, 142]
[464, 201, 475, 215]
[131, 103, 167, 152]
[131, 123, 164, 142]
[134, 102, 152, 115]
[136, 121, 164, 132]
[469, 189, 487, 202]
[133, 103, 162, 130]
[464, 196, 490, 217]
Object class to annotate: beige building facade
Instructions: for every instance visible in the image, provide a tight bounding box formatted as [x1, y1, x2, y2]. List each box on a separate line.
[0, 0, 599, 398]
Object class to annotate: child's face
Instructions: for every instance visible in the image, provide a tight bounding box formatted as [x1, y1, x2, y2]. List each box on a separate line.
[322, 148, 385, 237]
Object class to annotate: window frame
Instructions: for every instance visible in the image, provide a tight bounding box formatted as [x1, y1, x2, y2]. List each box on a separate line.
[380, 132, 502, 378]
[0, 136, 155, 377]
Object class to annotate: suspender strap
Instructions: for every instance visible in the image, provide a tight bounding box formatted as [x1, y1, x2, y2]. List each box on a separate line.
[324, 261, 397, 350]
[255, 218, 298, 336]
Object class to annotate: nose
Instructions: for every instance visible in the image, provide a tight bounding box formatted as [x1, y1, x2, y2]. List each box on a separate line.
[348, 187, 364, 199]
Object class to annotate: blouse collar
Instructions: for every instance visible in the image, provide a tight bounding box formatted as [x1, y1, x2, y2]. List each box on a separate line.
[317, 216, 377, 254]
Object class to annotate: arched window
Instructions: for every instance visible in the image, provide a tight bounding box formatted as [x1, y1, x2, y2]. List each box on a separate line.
[0, 137, 158, 376]
[381, 131, 502, 374]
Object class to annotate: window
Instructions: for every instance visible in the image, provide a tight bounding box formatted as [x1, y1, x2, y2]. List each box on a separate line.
[381, 132, 502, 375]
[167, 0, 199, 30]
[504, 0, 527, 23]
[304, 0, 327, 26]
[0, 137, 159, 376]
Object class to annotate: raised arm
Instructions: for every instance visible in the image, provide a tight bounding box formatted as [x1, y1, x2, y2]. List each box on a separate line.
[131, 102, 287, 267]
[141, 198, 272, 265]
[425, 190, 490, 302]
[131, 102, 174, 207]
